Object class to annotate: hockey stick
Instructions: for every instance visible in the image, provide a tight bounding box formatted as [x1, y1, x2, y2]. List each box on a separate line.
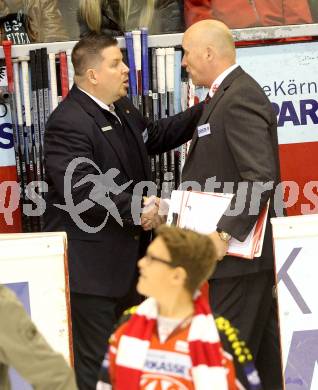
[59, 51, 69, 99]
[41, 48, 50, 122]
[141, 27, 152, 119]
[21, 56, 41, 231]
[48, 52, 58, 111]
[132, 30, 143, 113]
[124, 32, 138, 109]
[165, 47, 175, 193]
[66, 49, 74, 90]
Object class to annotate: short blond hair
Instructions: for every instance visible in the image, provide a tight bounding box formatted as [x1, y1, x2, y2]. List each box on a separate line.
[155, 225, 218, 294]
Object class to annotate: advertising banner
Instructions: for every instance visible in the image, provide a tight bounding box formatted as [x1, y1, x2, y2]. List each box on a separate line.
[238, 41, 318, 216]
[0, 65, 21, 232]
[0, 232, 72, 389]
[272, 214, 318, 389]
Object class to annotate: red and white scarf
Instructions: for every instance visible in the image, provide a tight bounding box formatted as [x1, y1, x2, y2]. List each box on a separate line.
[114, 293, 228, 389]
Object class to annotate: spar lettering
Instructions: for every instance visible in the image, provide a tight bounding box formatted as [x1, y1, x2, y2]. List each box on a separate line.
[271, 99, 318, 127]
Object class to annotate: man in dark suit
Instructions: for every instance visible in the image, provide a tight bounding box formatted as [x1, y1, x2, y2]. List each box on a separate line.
[181, 20, 283, 389]
[44, 33, 202, 390]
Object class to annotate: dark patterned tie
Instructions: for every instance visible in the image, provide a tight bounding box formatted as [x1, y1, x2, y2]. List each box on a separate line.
[205, 84, 219, 103]
[204, 93, 212, 104]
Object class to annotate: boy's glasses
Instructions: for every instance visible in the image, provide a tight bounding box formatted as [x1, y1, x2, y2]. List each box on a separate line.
[144, 253, 176, 268]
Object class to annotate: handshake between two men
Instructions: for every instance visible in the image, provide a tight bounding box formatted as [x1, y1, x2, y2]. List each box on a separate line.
[140, 196, 228, 261]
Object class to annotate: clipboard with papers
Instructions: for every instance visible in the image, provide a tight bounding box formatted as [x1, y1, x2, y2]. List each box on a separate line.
[166, 190, 269, 260]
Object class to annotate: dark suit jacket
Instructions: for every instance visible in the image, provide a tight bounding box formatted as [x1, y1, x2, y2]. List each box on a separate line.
[182, 66, 281, 278]
[44, 85, 202, 297]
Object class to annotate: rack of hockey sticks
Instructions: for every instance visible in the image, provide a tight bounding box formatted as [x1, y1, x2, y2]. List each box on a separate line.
[1, 40, 74, 232]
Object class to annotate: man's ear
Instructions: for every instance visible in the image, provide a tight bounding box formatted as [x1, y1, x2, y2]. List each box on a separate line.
[206, 45, 215, 62]
[86, 68, 98, 85]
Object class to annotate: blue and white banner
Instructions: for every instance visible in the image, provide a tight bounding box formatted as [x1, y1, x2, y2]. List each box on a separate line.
[272, 214, 318, 389]
[238, 42, 318, 216]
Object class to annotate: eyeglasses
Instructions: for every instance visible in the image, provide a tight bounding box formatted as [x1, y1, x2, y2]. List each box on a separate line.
[144, 253, 176, 268]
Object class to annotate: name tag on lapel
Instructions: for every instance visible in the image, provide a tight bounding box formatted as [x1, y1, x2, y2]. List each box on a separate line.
[197, 123, 211, 138]
[142, 129, 148, 143]
[101, 125, 113, 132]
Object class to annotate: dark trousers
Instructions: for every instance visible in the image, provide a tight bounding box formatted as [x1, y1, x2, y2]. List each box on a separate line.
[70, 286, 142, 390]
[209, 270, 283, 390]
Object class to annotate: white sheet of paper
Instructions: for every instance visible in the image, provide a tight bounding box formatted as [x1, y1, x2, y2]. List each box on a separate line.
[180, 191, 232, 233]
[167, 190, 267, 259]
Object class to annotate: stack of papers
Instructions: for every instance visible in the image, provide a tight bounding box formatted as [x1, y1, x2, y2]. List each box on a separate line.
[166, 190, 269, 259]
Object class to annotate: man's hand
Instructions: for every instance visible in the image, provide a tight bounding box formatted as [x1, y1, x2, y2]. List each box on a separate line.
[141, 196, 166, 231]
[209, 231, 229, 261]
